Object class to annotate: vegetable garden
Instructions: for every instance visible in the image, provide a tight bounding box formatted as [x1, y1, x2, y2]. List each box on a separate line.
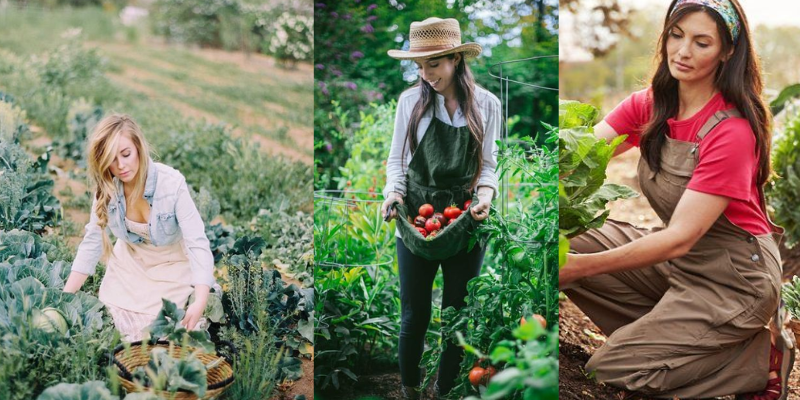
[0, 3, 313, 399]
[313, 96, 559, 399]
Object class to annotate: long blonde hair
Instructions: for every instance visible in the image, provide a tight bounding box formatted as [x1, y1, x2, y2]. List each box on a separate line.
[86, 114, 151, 260]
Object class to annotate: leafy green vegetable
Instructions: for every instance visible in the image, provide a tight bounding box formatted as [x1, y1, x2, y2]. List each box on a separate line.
[147, 299, 215, 353]
[770, 83, 800, 116]
[769, 101, 800, 248]
[783, 275, 800, 320]
[558, 99, 638, 239]
[36, 381, 118, 400]
[0, 141, 62, 233]
[0, 229, 56, 263]
[132, 347, 208, 397]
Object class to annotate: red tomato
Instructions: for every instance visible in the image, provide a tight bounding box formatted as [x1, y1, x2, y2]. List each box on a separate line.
[415, 227, 428, 237]
[533, 314, 547, 329]
[446, 218, 456, 226]
[432, 212, 447, 225]
[425, 218, 442, 233]
[419, 204, 434, 218]
[485, 366, 497, 381]
[414, 215, 427, 228]
[443, 205, 462, 220]
[463, 199, 472, 209]
[469, 367, 486, 386]
[429, 229, 440, 238]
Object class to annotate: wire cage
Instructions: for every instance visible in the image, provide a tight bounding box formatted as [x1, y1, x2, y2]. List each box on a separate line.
[484, 54, 561, 315]
[489, 54, 559, 215]
[313, 189, 396, 269]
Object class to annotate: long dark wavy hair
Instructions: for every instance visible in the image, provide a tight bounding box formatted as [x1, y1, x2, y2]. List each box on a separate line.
[640, 0, 771, 188]
[401, 53, 484, 189]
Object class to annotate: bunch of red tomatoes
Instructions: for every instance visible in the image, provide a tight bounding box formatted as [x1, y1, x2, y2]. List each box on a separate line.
[409, 200, 472, 239]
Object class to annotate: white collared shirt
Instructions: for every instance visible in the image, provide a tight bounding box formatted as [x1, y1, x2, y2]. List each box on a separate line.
[382, 84, 501, 200]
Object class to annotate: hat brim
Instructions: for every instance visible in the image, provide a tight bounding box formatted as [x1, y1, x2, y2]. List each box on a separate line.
[387, 43, 482, 60]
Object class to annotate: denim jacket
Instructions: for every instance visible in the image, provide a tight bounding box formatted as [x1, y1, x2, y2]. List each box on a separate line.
[71, 160, 216, 287]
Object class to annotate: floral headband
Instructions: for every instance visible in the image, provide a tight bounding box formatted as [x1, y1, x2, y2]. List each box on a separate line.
[671, 0, 741, 42]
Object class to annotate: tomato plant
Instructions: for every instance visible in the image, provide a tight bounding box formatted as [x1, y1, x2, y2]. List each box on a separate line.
[419, 132, 560, 398]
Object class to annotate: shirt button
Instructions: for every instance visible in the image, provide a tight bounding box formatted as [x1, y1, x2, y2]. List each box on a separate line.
[751, 254, 760, 262]
[747, 236, 755, 243]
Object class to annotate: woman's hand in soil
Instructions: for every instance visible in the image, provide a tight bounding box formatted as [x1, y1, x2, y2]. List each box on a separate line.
[471, 187, 493, 221]
[381, 191, 404, 222]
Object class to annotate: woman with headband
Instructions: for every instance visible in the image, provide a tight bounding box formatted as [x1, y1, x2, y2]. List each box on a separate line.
[559, 0, 793, 399]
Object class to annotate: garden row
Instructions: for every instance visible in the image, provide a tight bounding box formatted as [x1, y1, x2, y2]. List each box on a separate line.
[314, 101, 559, 399]
[0, 34, 313, 399]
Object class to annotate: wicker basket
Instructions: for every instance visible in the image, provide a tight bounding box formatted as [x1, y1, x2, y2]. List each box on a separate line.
[112, 340, 236, 400]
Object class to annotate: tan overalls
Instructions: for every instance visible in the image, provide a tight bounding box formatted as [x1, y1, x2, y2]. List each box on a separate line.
[564, 110, 783, 398]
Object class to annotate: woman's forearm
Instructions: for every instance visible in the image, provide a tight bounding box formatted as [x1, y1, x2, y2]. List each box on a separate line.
[476, 186, 494, 201]
[192, 284, 210, 308]
[577, 226, 693, 277]
[63, 271, 89, 293]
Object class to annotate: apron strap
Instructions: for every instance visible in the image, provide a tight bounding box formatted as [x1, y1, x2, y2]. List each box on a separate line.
[696, 109, 742, 141]
[691, 108, 742, 156]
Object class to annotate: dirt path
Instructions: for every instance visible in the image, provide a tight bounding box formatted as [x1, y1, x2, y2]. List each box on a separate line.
[270, 266, 314, 400]
[317, 371, 436, 400]
[559, 149, 800, 398]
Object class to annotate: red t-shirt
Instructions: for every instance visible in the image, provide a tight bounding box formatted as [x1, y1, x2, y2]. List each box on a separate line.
[605, 88, 771, 235]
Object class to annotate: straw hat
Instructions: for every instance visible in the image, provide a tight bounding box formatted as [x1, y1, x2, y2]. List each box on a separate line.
[387, 17, 482, 60]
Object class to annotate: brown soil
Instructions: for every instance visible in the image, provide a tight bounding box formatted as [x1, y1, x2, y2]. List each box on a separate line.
[268, 265, 314, 400]
[317, 371, 438, 400]
[271, 357, 315, 400]
[559, 149, 800, 399]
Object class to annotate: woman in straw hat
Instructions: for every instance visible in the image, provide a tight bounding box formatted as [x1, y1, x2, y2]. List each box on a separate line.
[63, 114, 216, 342]
[381, 17, 501, 399]
[560, 0, 794, 398]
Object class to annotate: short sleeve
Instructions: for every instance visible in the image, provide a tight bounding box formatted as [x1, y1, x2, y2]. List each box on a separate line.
[687, 118, 756, 201]
[604, 88, 652, 147]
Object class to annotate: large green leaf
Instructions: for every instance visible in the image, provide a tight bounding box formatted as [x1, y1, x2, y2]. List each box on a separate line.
[558, 100, 638, 238]
[36, 381, 119, 400]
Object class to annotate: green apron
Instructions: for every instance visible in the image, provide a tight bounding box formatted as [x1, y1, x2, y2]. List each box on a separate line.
[392, 108, 482, 260]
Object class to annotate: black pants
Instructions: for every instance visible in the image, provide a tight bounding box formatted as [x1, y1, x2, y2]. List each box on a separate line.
[396, 237, 486, 394]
